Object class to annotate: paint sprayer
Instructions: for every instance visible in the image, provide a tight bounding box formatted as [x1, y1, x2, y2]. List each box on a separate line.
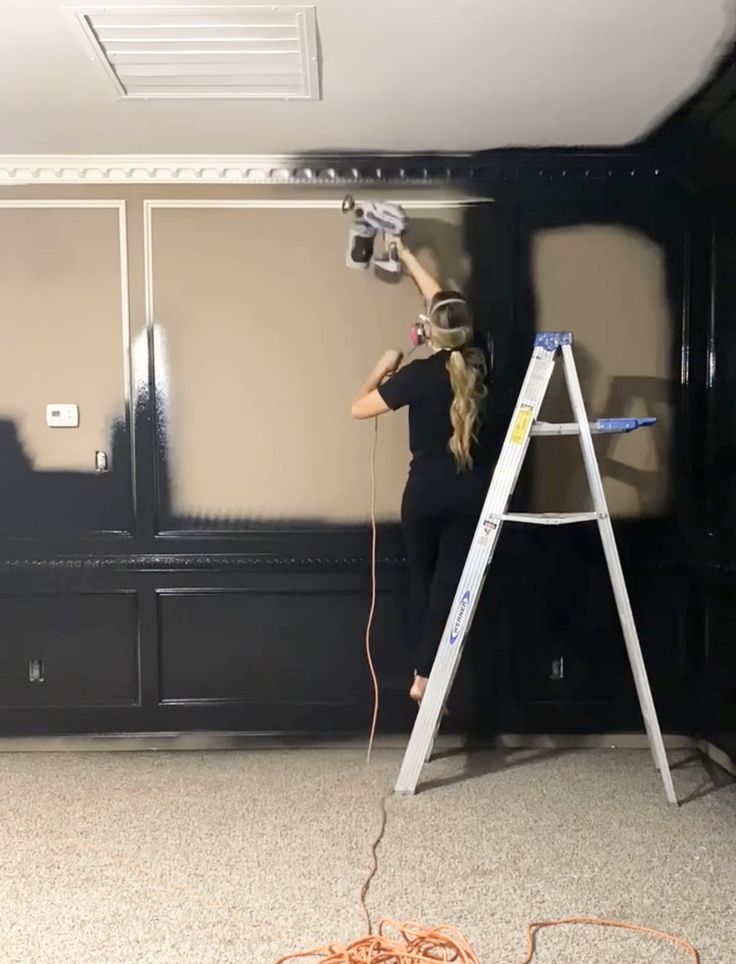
[342, 195, 408, 276]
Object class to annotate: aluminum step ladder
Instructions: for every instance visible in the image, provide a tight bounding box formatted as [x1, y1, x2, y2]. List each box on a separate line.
[394, 332, 677, 805]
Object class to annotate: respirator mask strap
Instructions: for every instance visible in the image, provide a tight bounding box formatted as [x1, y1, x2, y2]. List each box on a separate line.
[427, 296, 467, 318]
[409, 297, 470, 350]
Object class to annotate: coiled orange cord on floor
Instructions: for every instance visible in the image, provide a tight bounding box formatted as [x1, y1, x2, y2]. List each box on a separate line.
[275, 915, 700, 963]
[274, 918, 479, 962]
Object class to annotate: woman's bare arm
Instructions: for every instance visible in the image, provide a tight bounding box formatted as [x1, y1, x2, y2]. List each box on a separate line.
[395, 236, 441, 302]
[351, 349, 403, 419]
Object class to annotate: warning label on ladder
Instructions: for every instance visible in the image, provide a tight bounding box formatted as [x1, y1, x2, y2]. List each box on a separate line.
[510, 404, 533, 444]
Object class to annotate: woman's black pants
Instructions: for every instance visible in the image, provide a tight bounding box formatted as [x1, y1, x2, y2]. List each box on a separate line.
[401, 459, 491, 678]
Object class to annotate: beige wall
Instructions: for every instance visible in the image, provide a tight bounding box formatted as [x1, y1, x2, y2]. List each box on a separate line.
[0, 189, 674, 525]
[530, 225, 672, 517]
[0, 204, 126, 471]
[150, 201, 475, 522]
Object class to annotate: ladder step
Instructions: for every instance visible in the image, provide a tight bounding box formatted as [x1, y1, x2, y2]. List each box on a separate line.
[502, 512, 600, 525]
[531, 417, 656, 436]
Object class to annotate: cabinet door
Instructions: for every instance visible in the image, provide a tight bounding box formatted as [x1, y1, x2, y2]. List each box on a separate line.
[0, 593, 139, 708]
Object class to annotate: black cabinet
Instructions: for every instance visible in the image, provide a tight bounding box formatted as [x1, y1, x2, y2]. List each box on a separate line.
[157, 584, 410, 723]
[0, 593, 139, 708]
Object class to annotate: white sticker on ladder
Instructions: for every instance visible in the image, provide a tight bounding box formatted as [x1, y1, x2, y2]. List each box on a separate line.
[524, 357, 551, 407]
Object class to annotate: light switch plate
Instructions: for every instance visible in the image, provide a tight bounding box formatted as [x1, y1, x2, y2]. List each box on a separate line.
[46, 404, 79, 428]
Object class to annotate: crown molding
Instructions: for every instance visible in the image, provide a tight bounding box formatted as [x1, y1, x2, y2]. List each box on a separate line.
[0, 154, 475, 185]
[0, 151, 669, 186]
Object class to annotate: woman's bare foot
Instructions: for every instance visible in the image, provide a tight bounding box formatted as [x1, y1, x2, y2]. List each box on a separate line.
[409, 674, 428, 704]
[409, 675, 449, 715]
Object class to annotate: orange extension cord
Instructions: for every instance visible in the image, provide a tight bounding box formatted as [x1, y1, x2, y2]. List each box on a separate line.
[274, 916, 700, 963]
[365, 418, 380, 767]
[273, 419, 701, 964]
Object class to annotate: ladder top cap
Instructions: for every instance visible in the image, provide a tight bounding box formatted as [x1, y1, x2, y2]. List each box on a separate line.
[535, 332, 573, 350]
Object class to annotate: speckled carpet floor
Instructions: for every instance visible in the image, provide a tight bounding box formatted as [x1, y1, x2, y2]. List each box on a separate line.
[0, 746, 733, 963]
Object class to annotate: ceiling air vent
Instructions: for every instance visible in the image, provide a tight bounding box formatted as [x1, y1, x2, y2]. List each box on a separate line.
[68, 5, 320, 100]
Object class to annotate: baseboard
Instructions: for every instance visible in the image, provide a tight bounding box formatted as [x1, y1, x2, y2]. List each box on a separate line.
[698, 739, 736, 779]
[0, 730, 697, 753]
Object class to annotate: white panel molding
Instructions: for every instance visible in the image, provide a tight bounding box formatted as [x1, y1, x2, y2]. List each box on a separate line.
[143, 196, 493, 526]
[0, 199, 134, 498]
[0, 199, 131, 408]
[0, 155, 472, 185]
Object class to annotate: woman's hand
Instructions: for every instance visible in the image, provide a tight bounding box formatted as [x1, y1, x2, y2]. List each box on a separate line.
[351, 351, 402, 420]
[392, 233, 408, 260]
[376, 349, 403, 379]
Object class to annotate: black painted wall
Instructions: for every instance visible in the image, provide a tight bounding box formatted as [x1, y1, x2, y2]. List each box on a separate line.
[696, 201, 736, 761]
[658, 42, 736, 765]
[0, 150, 726, 751]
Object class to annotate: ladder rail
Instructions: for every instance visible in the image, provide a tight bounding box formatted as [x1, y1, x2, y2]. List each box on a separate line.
[394, 339, 559, 796]
[560, 344, 676, 803]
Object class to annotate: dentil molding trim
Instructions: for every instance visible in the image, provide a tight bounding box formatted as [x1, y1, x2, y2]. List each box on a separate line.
[0, 154, 473, 185]
[0, 153, 665, 185]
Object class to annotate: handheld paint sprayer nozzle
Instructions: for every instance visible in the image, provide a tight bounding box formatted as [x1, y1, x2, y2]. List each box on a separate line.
[342, 194, 408, 277]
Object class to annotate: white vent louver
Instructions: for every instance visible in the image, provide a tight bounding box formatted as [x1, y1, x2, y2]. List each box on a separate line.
[68, 5, 320, 100]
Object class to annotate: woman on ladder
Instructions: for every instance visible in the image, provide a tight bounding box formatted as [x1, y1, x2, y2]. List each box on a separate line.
[351, 235, 496, 706]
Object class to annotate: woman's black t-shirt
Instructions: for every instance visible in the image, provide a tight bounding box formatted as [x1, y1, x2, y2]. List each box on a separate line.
[377, 350, 496, 468]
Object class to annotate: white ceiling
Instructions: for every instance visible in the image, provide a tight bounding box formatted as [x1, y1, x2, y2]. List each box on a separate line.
[0, 0, 733, 156]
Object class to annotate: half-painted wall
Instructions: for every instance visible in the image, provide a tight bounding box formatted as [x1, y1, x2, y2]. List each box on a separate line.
[0, 163, 705, 740]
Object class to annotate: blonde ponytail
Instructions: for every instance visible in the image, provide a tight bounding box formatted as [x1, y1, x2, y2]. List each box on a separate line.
[446, 348, 488, 471]
[424, 289, 487, 470]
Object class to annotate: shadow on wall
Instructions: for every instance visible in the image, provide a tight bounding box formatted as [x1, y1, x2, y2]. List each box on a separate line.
[457, 186, 686, 715]
[509, 202, 684, 520]
[0, 406, 401, 537]
[0, 418, 132, 537]
[596, 370, 672, 511]
[534, 340, 673, 516]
